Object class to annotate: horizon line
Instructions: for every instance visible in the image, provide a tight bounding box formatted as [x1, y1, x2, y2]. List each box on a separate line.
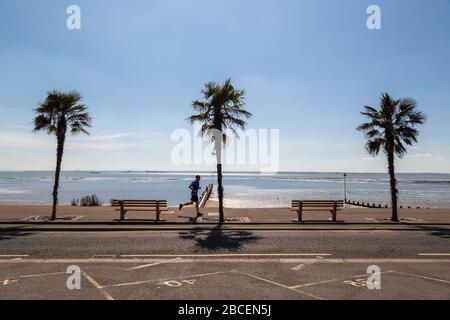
[1, 170, 450, 175]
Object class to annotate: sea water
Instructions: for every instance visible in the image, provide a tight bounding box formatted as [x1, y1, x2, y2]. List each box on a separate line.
[0, 171, 449, 208]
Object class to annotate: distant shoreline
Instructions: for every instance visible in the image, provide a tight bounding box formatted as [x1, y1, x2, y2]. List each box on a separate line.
[1, 170, 450, 175]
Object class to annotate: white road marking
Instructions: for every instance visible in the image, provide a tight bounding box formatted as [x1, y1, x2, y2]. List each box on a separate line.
[290, 271, 396, 289]
[1, 272, 66, 286]
[393, 271, 450, 285]
[291, 256, 324, 271]
[19, 271, 65, 279]
[283, 258, 346, 264]
[236, 271, 324, 300]
[101, 270, 233, 289]
[126, 258, 182, 271]
[1, 258, 450, 265]
[81, 271, 114, 300]
[121, 253, 332, 258]
[0, 255, 29, 258]
[418, 253, 450, 257]
[2, 278, 19, 286]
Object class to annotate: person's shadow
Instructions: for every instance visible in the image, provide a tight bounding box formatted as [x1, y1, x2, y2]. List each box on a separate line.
[179, 225, 261, 252]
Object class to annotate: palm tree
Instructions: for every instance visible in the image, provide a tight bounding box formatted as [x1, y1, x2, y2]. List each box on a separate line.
[33, 90, 92, 221]
[357, 93, 425, 222]
[189, 79, 252, 223]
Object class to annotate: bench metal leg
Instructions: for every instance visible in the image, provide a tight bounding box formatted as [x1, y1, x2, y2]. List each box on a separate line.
[120, 201, 126, 222]
[297, 210, 303, 223]
[332, 201, 338, 222]
[156, 210, 161, 223]
[120, 209, 126, 222]
[331, 210, 337, 222]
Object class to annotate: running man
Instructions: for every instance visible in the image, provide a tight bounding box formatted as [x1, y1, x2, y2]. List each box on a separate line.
[179, 175, 203, 217]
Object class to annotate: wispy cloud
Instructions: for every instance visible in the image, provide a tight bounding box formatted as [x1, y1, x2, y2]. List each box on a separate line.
[406, 153, 433, 159]
[0, 131, 169, 151]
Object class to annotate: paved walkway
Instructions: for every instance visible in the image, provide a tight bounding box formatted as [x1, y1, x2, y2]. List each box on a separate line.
[0, 204, 448, 224]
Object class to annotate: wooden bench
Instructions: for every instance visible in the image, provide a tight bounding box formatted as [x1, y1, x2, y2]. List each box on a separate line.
[290, 200, 344, 223]
[111, 200, 169, 222]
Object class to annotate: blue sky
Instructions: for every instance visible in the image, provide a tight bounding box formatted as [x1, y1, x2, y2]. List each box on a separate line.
[0, 0, 449, 172]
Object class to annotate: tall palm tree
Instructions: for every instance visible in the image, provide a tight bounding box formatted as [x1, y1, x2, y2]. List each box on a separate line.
[33, 90, 92, 221]
[189, 79, 252, 223]
[357, 93, 425, 222]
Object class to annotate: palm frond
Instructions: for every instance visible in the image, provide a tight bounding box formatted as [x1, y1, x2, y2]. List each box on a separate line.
[188, 79, 252, 143]
[359, 93, 426, 158]
[33, 90, 92, 136]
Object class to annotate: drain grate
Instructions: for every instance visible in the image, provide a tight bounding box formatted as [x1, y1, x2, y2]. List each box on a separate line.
[89, 254, 117, 261]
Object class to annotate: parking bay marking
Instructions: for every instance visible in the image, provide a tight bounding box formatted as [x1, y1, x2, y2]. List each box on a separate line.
[290, 271, 396, 289]
[126, 258, 182, 271]
[81, 271, 114, 300]
[100, 270, 234, 289]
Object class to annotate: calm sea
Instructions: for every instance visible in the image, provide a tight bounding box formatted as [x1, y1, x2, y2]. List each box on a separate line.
[0, 171, 449, 208]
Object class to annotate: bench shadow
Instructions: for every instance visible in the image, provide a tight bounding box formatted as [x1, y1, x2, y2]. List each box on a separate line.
[178, 225, 262, 252]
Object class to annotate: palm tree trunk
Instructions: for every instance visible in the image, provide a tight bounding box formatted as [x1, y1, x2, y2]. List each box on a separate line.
[51, 132, 66, 221]
[217, 163, 224, 224]
[387, 151, 399, 222]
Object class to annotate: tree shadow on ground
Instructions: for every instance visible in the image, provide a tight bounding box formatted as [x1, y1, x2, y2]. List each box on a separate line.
[0, 229, 33, 241]
[415, 225, 450, 239]
[178, 225, 262, 252]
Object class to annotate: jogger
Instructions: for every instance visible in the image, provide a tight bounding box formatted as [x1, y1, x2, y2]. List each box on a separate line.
[179, 175, 203, 217]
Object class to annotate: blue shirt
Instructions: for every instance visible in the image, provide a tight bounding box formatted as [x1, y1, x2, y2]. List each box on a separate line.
[189, 181, 201, 196]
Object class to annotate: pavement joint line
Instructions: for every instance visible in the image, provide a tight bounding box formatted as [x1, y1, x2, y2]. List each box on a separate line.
[81, 271, 114, 300]
[289, 271, 396, 289]
[235, 270, 324, 300]
[100, 270, 234, 289]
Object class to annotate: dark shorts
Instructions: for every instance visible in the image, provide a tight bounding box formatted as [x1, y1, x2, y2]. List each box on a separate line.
[191, 195, 199, 202]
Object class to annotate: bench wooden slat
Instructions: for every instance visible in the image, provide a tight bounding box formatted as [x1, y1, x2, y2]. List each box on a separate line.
[290, 200, 343, 223]
[112, 200, 168, 222]
[112, 204, 167, 208]
[112, 200, 167, 205]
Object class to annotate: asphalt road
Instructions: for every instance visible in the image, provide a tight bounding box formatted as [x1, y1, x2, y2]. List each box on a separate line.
[1, 227, 449, 258]
[1, 227, 449, 300]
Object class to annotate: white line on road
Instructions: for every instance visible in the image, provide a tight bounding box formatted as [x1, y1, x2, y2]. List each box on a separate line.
[126, 258, 182, 271]
[101, 270, 233, 289]
[121, 253, 332, 258]
[81, 271, 114, 300]
[418, 254, 450, 257]
[289, 271, 396, 289]
[291, 256, 324, 271]
[0, 255, 29, 257]
[1, 258, 450, 264]
[393, 271, 450, 285]
[236, 271, 324, 300]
